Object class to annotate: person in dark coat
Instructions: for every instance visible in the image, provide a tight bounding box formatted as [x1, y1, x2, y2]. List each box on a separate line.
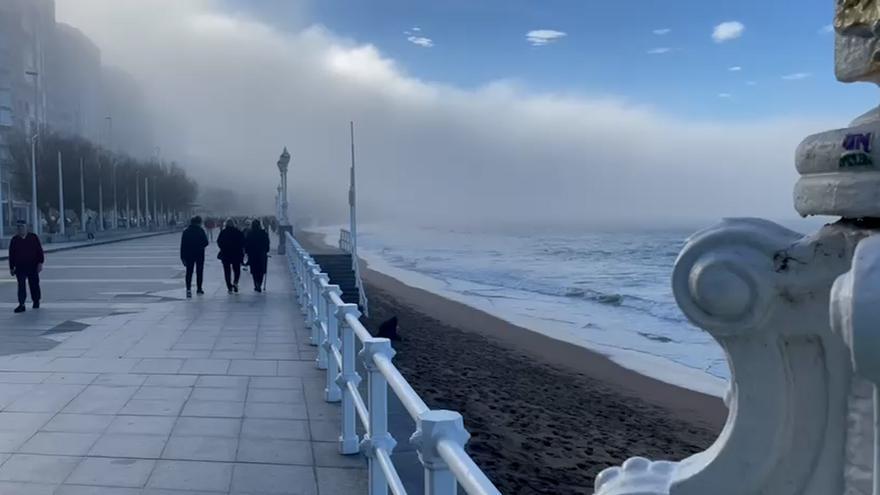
[217, 218, 245, 294]
[8, 220, 44, 313]
[180, 216, 209, 298]
[244, 218, 270, 292]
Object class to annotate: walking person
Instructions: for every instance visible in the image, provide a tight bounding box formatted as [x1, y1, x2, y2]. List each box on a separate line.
[217, 218, 245, 294]
[180, 216, 209, 298]
[205, 217, 216, 242]
[86, 216, 96, 241]
[8, 220, 43, 313]
[244, 219, 270, 292]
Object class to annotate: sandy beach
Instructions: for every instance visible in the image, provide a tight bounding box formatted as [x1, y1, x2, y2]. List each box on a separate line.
[301, 231, 725, 494]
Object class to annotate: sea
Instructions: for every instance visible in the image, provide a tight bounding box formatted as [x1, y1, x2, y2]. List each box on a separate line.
[312, 220, 821, 398]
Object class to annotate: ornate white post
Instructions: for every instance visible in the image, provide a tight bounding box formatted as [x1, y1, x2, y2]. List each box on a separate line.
[276, 147, 292, 254]
[336, 303, 362, 454]
[593, 4, 880, 495]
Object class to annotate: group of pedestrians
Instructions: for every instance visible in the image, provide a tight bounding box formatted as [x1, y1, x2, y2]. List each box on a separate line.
[179, 216, 271, 298]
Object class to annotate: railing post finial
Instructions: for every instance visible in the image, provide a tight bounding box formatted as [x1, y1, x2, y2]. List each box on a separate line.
[412, 410, 471, 495]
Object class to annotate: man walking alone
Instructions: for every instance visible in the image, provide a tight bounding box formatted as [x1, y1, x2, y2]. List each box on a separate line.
[8, 220, 43, 313]
[217, 218, 244, 294]
[180, 216, 209, 298]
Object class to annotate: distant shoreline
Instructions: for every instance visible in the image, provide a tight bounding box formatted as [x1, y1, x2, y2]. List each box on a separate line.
[299, 229, 726, 430]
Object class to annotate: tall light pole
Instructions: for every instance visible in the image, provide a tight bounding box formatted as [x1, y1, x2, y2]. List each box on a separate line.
[79, 157, 86, 232]
[349, 121, 359, 273]
[135, 171, 140, 227]
[276, 147, 291, 254]
[26, 70, 39, 234]
[57, 151, 65, 236]
[106, 116, 118, 229]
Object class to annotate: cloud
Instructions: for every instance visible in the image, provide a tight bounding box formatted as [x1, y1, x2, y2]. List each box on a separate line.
[54, 0, 841, 226]
[746, 81, 758, 86]
[712, 21, 745, 43]
[411, 27, 421, 32]
[407, 36, 433, 48]
[782, 72, 811, 80]
[728, 66, 742, 72]
[819, 24, 833, 34]
[647, 47, 671, 55]
[653, 28, 671, 35]
[718, 93, 732, 98]
[526, 30, 567, 46]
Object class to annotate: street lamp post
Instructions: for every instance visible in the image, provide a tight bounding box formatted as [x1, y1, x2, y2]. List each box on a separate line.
[26, 70, 39, 234]
[276, 147, 291, 254]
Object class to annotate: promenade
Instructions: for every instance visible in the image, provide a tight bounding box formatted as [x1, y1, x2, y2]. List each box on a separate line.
[0, 233, 366, 494]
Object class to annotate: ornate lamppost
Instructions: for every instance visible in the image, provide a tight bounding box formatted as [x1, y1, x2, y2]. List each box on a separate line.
[276, 147, 292, 254]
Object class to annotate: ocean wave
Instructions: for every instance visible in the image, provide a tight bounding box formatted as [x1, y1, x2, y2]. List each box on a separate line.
[563, 288, 624, 306]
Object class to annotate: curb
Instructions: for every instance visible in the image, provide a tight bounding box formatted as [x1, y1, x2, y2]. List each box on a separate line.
[0, 230, 180, 261]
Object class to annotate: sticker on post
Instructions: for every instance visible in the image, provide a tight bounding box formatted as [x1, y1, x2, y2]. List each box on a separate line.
[840, 132, 874, 168]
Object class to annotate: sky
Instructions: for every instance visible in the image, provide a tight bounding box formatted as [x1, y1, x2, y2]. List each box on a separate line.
[54, 0, 875, 228]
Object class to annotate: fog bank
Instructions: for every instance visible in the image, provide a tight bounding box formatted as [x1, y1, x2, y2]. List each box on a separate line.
[57, 0, 843, 227]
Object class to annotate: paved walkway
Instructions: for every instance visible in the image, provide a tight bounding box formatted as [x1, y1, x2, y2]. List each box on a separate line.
[0, 234, 367, 494]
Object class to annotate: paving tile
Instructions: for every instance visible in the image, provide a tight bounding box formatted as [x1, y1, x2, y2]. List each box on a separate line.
[277, 361, 316, 377]
[4, 384, 85, 413]
[230, 463, 316, 494]
[0, 481, 57, 495]
[19, 432, 99, 456]
[180, 359, 230, 375]
[0, 431, 33, 453]
[107, 416, 176, 435]
[0, 412, 53, 432]
[89, 433, 167, 458]
[133, 387, 192, 401]
[43, 373, 98, 385]
[241, 419, 309, 440]
[162, 435, 238, 462]
[147, 460, 232, 492]
[0, 373, 50, 384]
[244, 402, 307, 420]
[247, 388, 306, 404]
[132, 359, 184, 374]
[308, 419, 339, 443]
[228, 360, 277, 377]
[94, 374, 148, 387]
[56, 485, 141, 495]
[312, 441, 366, 468]
[181, 400, 244, 418]
[119, 399, 186, 416]
[144, 375, 197, 388]
[196, 376, 248, 389]
[42, 414, 114, 434]
[172, 417, 240, 438]
[236, 438, 312, 465]
[249, 377, 301, 390]
[65, 457, 156, 488]
[0, 454, 81, 483]
[62, 386, 138, 415]
[190, 387, 247, 402]
[316, 466, 367, 494]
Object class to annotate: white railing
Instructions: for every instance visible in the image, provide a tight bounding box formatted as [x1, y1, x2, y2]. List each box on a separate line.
[339, 228, 370, 317]
[286, 231, 501, 495]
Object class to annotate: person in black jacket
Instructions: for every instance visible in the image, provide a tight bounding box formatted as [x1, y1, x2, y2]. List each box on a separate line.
[244, 218, 270, 292]
[180, 216, 209, 298]
[8, 220, 44, 313]
[217, 218, 245, 294]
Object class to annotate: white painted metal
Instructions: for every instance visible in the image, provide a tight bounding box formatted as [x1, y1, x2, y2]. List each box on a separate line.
[285, 232, 500, 494]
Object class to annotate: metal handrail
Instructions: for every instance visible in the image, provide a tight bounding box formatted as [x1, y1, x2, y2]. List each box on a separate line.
[284, 231, 502, 495]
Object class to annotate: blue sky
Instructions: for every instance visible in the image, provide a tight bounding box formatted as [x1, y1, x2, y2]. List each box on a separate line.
[225, 0, 877, 122]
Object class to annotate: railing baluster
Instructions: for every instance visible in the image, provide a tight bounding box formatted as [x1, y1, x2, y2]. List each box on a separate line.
[316, 274, 330, 370]
[360, 339, 397, 495]
[413, 410, 470, 495]
[336, 303, 362, 455]
[323, 285, 343, 402]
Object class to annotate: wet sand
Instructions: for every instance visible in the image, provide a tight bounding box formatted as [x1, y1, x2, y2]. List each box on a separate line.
[300, 231, 725, 494]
